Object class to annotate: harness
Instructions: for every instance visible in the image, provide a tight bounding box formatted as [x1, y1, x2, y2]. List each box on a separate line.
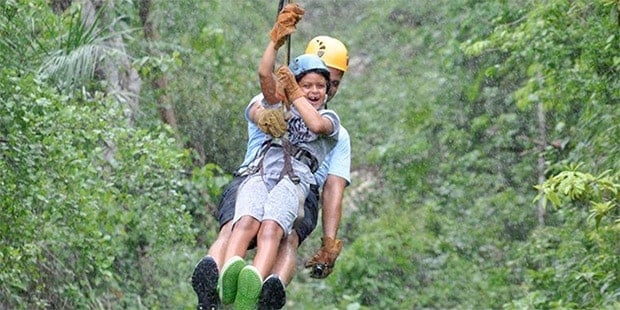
[271, 139, 318, 181]
[235, 137, 318, 184]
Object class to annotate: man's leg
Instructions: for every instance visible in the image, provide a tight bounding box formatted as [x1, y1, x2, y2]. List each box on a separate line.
[192, 221, 233, 310]
[271, 232, 300, 285]
[257, 233, 299, 310]
[192, 255, 220, 310]
[208, 221, 232, 269]
[204, 174, 247, 268]
[192, 175, 246, 309]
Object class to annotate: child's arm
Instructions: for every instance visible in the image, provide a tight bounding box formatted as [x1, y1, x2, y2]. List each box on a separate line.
[276, 66, 334, 135]
[258, 41, 279, 105]
[291, 97, 334, 135]
[259, 4, 305, 105]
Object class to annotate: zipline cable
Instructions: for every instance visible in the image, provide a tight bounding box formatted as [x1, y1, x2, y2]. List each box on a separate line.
[276, 0, 292, 65]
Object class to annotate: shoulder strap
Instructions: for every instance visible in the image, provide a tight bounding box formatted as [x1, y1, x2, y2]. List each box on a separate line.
[279, 139, 300, 184]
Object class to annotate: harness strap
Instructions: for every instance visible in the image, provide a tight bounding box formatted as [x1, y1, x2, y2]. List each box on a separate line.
[269, 140, 318, 171]
[233, 139, 272, 177]
[240, 138, 316, 184]
[280, 139, 300, 184]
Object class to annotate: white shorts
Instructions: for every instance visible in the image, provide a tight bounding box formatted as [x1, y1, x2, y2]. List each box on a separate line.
[234, 174, 308, 234]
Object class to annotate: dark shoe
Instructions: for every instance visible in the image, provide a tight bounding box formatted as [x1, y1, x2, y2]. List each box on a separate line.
[258, 275, 286, 310]
[218, 256, 246, 305]
[191, 255, 220, 310]
[234, 265, 263, 310]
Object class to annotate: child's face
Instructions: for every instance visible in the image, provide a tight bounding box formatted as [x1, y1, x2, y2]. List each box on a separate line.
[298, 73, 328, 110]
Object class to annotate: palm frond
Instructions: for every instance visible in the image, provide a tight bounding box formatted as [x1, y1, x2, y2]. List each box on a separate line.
[37, 3, 137, 89]
[39, 43, 108, 86]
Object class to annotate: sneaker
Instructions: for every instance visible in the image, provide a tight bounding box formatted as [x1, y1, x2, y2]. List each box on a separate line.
[258, 275, 286, 310]
[234, 265, 263, 310]
[218, 256, 245, 305]
[191, 256, 220, 310]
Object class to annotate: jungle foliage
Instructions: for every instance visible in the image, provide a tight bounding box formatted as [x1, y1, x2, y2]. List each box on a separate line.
[1, 0, 618, 309]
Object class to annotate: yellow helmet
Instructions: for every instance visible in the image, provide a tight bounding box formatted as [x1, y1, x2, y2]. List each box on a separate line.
[305, 36, 349, 72]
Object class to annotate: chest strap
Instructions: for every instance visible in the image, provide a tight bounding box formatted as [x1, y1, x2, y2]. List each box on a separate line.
[279, 140, 299, 184]
[269, 141, 318, 173]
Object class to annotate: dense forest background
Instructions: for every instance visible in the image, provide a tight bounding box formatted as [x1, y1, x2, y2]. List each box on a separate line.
[1, 0, 618, 309]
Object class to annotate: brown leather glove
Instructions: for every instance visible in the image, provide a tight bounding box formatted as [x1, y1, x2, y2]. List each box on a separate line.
[258, 108, 287, 138]
[270, 3, 305, 49]
[275, 79, 290, 110]
[276, 65, 304, 104]
[305, 237, 343, 279]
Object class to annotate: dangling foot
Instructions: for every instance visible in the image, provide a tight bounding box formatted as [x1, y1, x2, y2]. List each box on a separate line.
[218, 256, 245, 305]
[191, 255, 220, 310]
[234, 265, 263, 310]
[258, 274, 286, 309]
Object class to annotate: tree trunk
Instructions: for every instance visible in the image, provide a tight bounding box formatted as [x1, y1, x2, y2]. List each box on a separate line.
[536, 73, 547, 227]
[139, 0, 178, 129]
[82, 0, 142, 126]
[50, 0, 72, 13]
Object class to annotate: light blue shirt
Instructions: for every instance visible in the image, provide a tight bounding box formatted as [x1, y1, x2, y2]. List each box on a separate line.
[240, 93, 351, 187]
[315, 126, 351, 186]
[239, 94, 268, 167]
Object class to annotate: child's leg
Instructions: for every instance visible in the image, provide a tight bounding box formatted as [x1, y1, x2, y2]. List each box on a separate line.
[224, 175, 268, 262]
[220, 217, 260, 305]
[254, 177, 307, 279]
[224, 216, 260, 261]
[253, 220, 285, 279]
[219, 175, 268, 305]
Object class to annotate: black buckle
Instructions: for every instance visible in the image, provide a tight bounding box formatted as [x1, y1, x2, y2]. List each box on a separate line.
[294, 150, 318, 173]
[290, 175, 301, 184]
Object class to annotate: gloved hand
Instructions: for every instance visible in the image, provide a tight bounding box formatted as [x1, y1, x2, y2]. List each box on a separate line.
[305, 237, 343, 279]
[270, 3, 305, 49]
[258, 108, 287, 138]
[276, 65, 304, 104]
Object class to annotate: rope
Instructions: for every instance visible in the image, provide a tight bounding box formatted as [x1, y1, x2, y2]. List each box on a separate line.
[273, 0, 297, 184]
[276, 0, 292, 65]
[285, 0, 291, 65]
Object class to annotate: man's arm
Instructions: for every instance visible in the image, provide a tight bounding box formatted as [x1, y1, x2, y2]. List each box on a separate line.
[304, 175, 346, 278]
[305, 127, 350, 278]
[320, 127, 351, 239]
[320, 175, 347, 239]
[258, 41, 280, 104]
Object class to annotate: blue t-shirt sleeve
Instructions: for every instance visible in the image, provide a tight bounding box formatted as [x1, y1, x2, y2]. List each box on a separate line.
[240, 94, 268, 167]
[314, 126, 351, 186]
[319, 109, 340, 138]
[240, 94, 286, 167]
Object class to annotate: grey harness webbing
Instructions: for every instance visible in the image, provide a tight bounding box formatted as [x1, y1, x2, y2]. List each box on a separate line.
[279, 139, 300, 184]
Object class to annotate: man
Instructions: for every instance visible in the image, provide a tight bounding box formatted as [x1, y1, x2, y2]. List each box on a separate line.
[191, 6, 350, 310]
